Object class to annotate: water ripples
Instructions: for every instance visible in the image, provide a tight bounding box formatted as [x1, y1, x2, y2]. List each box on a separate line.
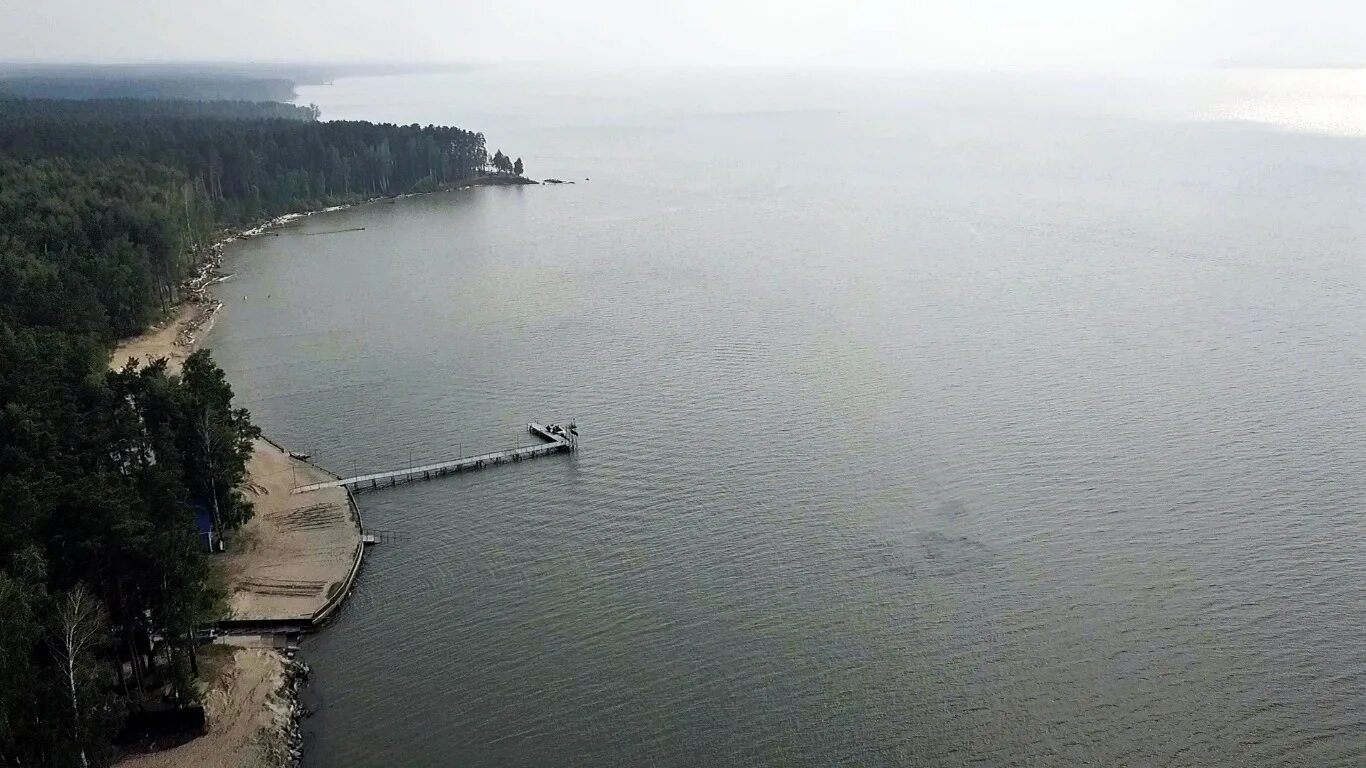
[197, 75, 1366, 767]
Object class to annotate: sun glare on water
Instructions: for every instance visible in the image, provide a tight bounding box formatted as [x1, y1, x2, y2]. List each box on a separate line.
[1202, 68, 1366, 137]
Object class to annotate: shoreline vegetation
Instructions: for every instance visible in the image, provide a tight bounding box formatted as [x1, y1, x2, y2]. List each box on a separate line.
[111, 189, 400, 766]
[124, 170, 553, 768]
[0, 61, 473, 104]
[105, 207, 348, 768]
[108, 227, 344, 768]
[0, 90, 533, 767]
[116, 167, 541, 768]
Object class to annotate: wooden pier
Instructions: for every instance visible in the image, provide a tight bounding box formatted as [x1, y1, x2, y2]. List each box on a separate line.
[291, 422, 575, 494]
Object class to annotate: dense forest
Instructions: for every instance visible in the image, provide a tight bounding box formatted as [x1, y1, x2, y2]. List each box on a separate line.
[0, 96, 515, 765]
[0, 76, 299, 103]
[0, 96, 494, 221]
[0, 62, 465, 104]
[0, 97, 319, 122]
[0, 97, 502, 336]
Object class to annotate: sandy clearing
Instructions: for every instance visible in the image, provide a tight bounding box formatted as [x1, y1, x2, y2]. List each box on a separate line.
[110, 303, 203, 374]
[224, 440, 359, 620]
[119, 648, 288, 768]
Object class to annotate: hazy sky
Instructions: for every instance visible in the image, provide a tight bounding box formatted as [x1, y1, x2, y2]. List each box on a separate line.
[2, 0, 1363, 70]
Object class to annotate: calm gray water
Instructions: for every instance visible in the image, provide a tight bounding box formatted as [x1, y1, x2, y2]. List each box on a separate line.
[207, 68, 1366, 766]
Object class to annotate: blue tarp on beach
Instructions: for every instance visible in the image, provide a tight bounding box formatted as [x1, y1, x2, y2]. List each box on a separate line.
[190, 500, 216, 551]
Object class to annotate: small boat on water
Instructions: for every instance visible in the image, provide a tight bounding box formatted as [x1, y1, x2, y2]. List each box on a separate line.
[288, 451, 311, 461]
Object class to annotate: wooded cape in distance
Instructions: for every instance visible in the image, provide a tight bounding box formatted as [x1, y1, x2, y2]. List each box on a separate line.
[0, 95, 512, 766]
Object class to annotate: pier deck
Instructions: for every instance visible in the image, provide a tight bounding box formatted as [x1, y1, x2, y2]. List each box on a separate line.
[291, 423, 573, 494]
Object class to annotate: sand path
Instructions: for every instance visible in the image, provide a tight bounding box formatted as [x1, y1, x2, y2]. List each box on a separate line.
[118, 648, 289, 768]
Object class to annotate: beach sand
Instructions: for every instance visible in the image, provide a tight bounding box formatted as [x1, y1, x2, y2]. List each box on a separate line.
[225, 441, 359, 621]
[118, 648, 290, 768]
[110, 303, 203, 373]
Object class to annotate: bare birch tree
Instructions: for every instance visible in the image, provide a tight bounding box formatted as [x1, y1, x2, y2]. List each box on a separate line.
[48, 585, 107, 768]
[197, 409, 222, 545]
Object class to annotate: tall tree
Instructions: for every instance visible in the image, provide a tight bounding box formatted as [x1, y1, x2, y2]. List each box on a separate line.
[48, 584, 108, 768]
[177, 350, 259, 532]
[0, 570, 52, 767]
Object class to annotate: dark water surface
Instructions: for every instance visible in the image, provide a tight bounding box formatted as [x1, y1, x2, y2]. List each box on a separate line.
[207, 69, 1366, 766]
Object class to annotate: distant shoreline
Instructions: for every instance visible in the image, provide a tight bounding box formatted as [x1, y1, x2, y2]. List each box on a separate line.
[124, 172, 542, 365]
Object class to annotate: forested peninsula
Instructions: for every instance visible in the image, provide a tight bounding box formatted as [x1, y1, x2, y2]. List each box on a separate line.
[0, 95, 521, 765]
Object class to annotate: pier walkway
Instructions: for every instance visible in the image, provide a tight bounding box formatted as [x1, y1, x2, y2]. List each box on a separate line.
[291, 423, 575, 494]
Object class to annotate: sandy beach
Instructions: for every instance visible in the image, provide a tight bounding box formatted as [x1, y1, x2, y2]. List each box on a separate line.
[110, 303, 205, 372]
[118, 648, 291, 768]
[225, 440, 359, 621]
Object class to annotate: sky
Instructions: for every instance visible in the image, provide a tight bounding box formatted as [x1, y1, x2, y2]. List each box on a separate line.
[1, 0, 1363, 70]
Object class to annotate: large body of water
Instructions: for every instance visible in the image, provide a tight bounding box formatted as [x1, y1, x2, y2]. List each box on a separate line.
[207, 68, 1366, 766]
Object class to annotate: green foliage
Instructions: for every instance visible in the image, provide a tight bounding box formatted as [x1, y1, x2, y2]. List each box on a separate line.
[0, 95, 503, 764]
[177, 350, 261, 531]
[0, 156, 198, 337]
[0, 76, 299, 103]
[0, 100, 491, 227]
[47, 584, 122, 767]
[0, 570, 54, 765]
[0, 96, 316, 121]
[491, 148, 513, 174]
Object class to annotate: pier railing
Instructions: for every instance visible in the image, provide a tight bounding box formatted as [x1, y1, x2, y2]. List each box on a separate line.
[290, 422, 574, 494]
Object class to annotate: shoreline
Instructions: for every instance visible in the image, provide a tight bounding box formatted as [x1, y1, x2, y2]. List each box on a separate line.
[114, 171, 542, 374]
[113, 174, 542, 767]
[111, 193, 404, 767]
